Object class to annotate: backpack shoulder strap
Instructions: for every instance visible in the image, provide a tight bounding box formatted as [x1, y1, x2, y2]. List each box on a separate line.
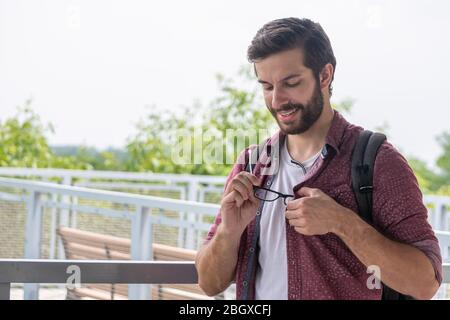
[351, 130, 386, 223]
[351, 130, 415, 300]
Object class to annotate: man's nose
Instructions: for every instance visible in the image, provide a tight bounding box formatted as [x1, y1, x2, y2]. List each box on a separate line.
[271, 87, 289, 110]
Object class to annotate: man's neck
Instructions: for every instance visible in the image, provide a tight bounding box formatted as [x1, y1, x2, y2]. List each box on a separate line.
[286, 104, 334, 163]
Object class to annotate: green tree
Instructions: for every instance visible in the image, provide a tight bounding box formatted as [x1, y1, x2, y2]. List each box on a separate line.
[126, 106, 200, 173]
[0, 101, 54, 167]
[408, 132, 450, 195]
[436, 133, 450, 181]
[0, 100, 90, 169]
[408, 157, 440, 193]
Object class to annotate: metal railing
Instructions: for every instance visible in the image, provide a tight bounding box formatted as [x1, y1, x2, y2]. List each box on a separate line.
[0, 176, 220, 300]
[0, 260, 197, 300]
[0, 167, 226, 185]
[0, 167, 226, 253]
[0, 259, 449, 300]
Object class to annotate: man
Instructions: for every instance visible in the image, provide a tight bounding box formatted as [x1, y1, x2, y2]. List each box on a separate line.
[195, 17, 442, 300]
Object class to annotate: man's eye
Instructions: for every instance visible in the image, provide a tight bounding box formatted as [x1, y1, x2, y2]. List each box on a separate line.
[285, 81, 301, 88]
[262, 85, 273, 91]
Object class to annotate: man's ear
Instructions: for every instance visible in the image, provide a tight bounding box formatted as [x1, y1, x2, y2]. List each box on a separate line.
[319, 63, 334, 91]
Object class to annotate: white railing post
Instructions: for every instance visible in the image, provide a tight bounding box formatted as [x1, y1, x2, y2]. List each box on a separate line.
[58, 175, 72, 259]
[129, 206, 152, 300]
[432, 200, 444, 231]
[177, 187, 187, 248]
[185, 181, 198, 250]
[439, 202, 448, 231]
[23, 190, 43, 300]
[197, 188, 206, 249]
[71, 196, 78, 228]
[49, 193, 58, 259]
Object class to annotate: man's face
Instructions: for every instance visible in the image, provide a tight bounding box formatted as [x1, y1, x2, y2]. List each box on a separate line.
[255, 48, 324, 135]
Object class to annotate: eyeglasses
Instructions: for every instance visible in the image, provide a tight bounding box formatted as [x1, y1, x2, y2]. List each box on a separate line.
[253, 186, 294, 206]
[247, 148, 294, 205]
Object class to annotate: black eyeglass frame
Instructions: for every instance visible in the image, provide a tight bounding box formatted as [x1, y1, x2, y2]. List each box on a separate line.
[253, 186, 294, 206]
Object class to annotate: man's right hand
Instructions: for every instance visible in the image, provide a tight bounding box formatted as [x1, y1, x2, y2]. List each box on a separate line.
[219, 172, 261, 236]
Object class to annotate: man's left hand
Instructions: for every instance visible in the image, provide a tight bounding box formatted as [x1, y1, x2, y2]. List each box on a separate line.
[285, 187, 351, 236]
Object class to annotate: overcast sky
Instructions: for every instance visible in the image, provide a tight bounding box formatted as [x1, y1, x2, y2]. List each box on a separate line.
[1, 0, 449, 167]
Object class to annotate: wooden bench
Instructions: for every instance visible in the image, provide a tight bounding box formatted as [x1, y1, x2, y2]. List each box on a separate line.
[57, 226, 216, 300]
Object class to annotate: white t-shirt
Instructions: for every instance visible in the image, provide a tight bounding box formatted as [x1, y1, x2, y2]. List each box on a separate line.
[254, 140, 322, 300]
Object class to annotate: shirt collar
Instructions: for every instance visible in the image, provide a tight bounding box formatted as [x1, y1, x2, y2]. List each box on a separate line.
[323, 110, 350, 156]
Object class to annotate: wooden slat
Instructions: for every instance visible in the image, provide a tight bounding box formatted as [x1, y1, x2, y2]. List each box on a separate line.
[58, 227, 130, 252]
[87, 284, 112, 292]
[66, 242, 130, 260]
[161, 283, 205, 295]
[62, 237, 130, 254]
[71, 287, 128, 300]
[85, 284, 129, 297]
[113, 284, 129, 297]
[158, 287, 213, 300]
[153, 243, 196, 260]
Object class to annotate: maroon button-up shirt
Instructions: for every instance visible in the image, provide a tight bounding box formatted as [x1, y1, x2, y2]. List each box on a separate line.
[205, 111, 442, 300]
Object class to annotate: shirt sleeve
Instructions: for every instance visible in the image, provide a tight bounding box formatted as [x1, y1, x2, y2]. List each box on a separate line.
[372, 141, 443, 284]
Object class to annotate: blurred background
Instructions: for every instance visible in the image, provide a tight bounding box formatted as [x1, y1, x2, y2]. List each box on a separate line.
[0, 0, 449, 300]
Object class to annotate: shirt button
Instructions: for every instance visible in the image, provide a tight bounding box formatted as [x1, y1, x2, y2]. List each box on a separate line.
[266, 181, 271, 186]
[243, 281, 248, 287]
[256, 210, 261, 215]
[249, 247, 255, 253]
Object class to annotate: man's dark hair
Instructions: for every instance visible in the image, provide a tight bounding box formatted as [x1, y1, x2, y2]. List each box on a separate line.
[247, 17, 336, 96]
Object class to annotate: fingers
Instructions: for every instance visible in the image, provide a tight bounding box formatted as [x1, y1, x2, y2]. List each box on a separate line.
[285, 209, 306, 228]
[286, 198, 303, 210]
[297, 187, 321, 197]
[232, 180, 251, 201]
[237, 172, 261, 190]
[288, 218, 306, 228]
[226, 172, 260, 199]
[233, 191, 245, 207]
[244, 172, 261, 186]
[285, 207, 305, 220]
[225, 172, 260, 194]
[294, 226, 307, 234]
[222, 190, 244, 207]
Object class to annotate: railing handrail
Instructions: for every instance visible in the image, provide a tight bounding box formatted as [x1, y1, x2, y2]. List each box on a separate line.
[0, 259, 198, 300]
[0, 177, 220, 215]
[0, 259, 197, 284]
[423, 195, 450, 204]
[0, 167, 226, 184]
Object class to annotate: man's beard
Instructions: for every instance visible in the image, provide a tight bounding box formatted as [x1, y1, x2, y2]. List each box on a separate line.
[268, 81, 324, 135]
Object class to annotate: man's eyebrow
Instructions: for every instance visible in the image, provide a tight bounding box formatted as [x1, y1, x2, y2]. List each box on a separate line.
[257, 73, 303, 84]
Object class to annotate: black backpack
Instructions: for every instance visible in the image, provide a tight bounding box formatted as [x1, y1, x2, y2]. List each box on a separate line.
[351, 130, 413, 300]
